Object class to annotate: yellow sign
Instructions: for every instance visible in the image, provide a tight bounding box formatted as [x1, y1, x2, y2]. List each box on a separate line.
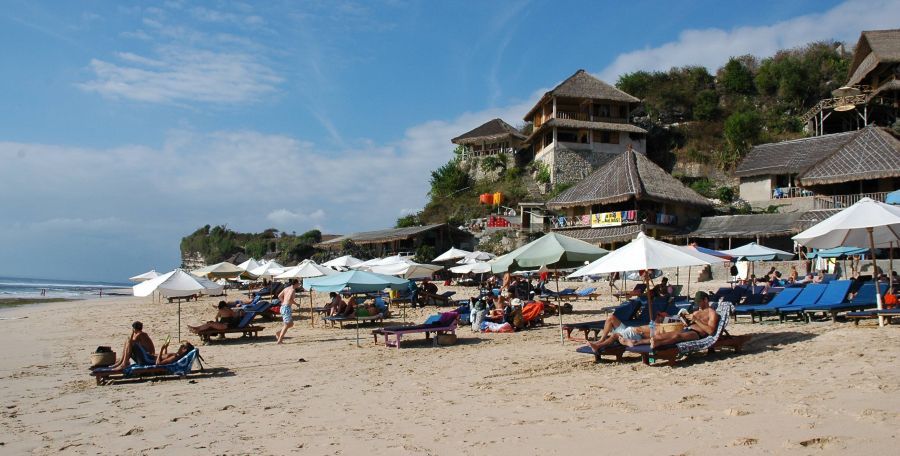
[591, 211, 622, 227]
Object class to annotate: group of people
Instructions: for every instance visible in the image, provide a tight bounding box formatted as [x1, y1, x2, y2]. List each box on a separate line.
[589, 291, 719, 354]
[104, 321, 196, 371]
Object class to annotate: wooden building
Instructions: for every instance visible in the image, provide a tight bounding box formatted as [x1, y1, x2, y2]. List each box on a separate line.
[521, 69, 647, 184]
[545, 147, 712, 248]
[451, 118, 526, 160]
[316, 224, 474, 258]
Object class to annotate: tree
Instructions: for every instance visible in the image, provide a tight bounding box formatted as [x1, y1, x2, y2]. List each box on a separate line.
[429, 159, 470, 198]
[719, 57, 755, 95]
[723, 109, 763, 167]
[480, 154, 508, 175]
[396, 213, 423, 228]
[693, 89, 720, 121]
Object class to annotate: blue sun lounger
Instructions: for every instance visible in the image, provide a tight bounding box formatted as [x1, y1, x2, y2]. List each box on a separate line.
[778, 280, 852, 322]
[811, 283, 888, 323]
[735, 287, 802, 323]
[92, 348, 202, 385]
[753, 284, 826, 321]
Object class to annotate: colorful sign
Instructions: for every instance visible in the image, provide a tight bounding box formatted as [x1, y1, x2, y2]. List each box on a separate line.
[591, 211, 623, 227]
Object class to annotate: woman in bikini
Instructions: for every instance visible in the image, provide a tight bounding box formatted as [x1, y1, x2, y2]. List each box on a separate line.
[188, 301, 242, 333]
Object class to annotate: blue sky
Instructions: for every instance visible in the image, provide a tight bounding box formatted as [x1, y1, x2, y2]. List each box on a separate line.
[0, 0, 895, 281]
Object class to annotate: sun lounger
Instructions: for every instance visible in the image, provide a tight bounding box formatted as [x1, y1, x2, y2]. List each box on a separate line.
[91, 348, 202, 385]
[372, 312, 458, 349]
[773, 281, 851, 322]
[735, 287, 802, 322]
[191, 299, 269, 342]
[806, 283, 889, 322]
[612, 284, 646, 299]
[323, 297, 391, 328]
[753, 284, 826, 321]
[563, 320, 606, 340]
[541, 287, 577, 298]
[420, 290, 457, 306]
[575, 342, 627, 363]
[625, 302, 749, 366]
[847, 307, 900, 325]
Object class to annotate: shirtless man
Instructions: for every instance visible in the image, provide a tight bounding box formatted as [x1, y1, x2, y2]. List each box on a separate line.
[275, 279, 300, 344]
[188, 301, 241, 333]
[650, 291, 718, 348]
[107, 321, 155, 370]
[589, 314, 664, 352]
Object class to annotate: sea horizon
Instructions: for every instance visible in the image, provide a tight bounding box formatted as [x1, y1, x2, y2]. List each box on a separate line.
[0, 275, 132, 300]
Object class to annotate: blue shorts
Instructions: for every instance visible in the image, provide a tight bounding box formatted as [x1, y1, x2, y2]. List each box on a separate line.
[280, 304, 293, 323]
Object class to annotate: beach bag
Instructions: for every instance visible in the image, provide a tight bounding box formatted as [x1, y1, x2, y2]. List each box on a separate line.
[91, 346, 115, 368]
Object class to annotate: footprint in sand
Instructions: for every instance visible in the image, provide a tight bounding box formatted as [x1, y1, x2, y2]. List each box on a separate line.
[730, 437, 758, 446]
[726, 408, 751, 416]
[795, 436, 843, 449]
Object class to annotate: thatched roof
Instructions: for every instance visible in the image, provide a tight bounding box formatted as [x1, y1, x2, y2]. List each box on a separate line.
[680, 213, 803, 239]
[547, 148, 713, 210]
[735, 131, 856, 178]
[553, 224, 644, 244]
[318, 224, 448, 247]
[451, 118, 526, 146]
[524, 70, 640, 120]
[848, 29, 900, 86]
[798, 126, 900, 185]
[794, 209, 840, 231]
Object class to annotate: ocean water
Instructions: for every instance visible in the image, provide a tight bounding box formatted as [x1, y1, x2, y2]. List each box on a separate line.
[0, 276, 132, 300]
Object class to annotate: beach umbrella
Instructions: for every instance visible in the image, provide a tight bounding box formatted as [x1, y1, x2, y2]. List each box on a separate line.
[490, 232, 608, 344]
[449, 262, 493, 274]
[369, 260, 443, 280]
[237, 258, 261, 272]
[807, 246, 869, 259]
[457, 251, 496, 264]
[886, 189, 900, 205]
[721, 243, 794, 261]
[570, 233, 726, 330]
[433, 247, 472, 262]
[322, 255, 363, 270]
[304, 270, 410, 346]
[133, 269, 216, 340]
[191, 261, 244, 279]
[129, 270, 159, 283]
[793, 197, 900, 326]
[249, 261, 285, 279]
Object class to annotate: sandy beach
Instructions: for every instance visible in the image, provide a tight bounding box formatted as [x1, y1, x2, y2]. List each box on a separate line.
[1, 280, 898, 455]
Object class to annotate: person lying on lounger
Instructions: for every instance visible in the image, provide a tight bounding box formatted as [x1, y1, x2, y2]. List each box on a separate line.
[106, 321, 156, 371]
[188, 301, 242, 333]
[589, 314, 665, 352]
[155, 340, 195, 365]
[650, 291, 718, 349]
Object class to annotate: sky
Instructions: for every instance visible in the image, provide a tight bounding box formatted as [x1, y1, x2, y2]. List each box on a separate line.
[1, 0, 897, 282]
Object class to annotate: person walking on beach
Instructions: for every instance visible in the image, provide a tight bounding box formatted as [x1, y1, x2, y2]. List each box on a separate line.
[275, 279, 300, 344]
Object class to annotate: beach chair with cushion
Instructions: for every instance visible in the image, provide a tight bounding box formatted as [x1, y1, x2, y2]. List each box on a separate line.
[735, 287, 802, 323]
[91, 348, 202, 385]
[541, 287, 577, 298]
[372, 311, 459, 349]
[558, 287, 598, 301]
[847, 306, 900, 325]
[809, 283, 888, 323]
[323, 297, 391, 328]
[624, 302, 750, 366]
[613, 283, 646, 299]
[421, 290, 457, 306]
[754, 284, 826, 322]
[776, 281, 852, 322]
[191, 299, 269, 342]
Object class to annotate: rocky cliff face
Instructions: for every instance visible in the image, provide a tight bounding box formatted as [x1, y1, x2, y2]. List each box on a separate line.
[180, 252, 206, 270]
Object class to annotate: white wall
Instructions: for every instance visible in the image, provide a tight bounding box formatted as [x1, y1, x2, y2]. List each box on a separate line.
[739, 175, 774, 202]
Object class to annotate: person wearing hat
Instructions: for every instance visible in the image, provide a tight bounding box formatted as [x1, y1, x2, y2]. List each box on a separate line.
[650, 291, 718, 348]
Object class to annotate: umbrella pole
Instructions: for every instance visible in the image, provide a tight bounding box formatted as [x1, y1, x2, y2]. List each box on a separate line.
[177, 301, 182, 342]
[556, 272, 564, 345]
[686, 267, 691, 298]
[889, 242, 894, 291]
[309, 290, 315, 327]
[868, 228, 885, 327]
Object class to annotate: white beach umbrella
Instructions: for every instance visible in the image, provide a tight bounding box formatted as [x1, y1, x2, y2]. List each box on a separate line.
[793, 197, 900, 326]
[457, 251, 496, 264]
[276, 260, 337, 279]
[133, 269, 216, 340]
[249, 261, 285, 278]
[449, 262, 492, 274]
[433, 247, 472, 262]
[323, 255, 363, 270]
[191, 261, 245, 279]
[720, 243, 794, 261]
[369, 259, 443, 279]
[129, 269, 159, 283]
[238, 258, 261, 271]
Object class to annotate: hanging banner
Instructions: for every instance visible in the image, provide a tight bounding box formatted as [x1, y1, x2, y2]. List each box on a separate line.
[591, 211, 623, 227]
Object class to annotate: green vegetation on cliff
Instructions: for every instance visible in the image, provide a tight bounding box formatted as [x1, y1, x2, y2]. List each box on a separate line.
[181, 225, 322, 265]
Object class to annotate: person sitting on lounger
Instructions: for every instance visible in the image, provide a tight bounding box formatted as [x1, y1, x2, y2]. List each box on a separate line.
[155, 340, 195, 365]
[107, 321, 156, 370]
[338, 294, 358, 317]
[486, 295, 509, 322]
[650, 291, 718, 348]
[652, 277, 672, 301]
[327, 293, 347, 316]
[188, 301, 242, 333]
[589, 314, 665, 352]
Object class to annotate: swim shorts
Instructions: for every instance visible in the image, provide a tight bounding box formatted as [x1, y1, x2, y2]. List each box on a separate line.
[280, 304, 293, 323]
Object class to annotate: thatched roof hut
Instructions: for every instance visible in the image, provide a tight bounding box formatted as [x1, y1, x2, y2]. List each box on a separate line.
[798, 126, 900, 186]
[451, 118, 526, 146]
[524, 70, 639, 120]
[547, 148, 712, 210]
[847, 29, 900, 87]
[734, 131, 857, 178]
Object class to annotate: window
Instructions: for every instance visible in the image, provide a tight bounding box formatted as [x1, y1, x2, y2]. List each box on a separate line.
[619, 105, 628, 118]
[592, 131, 620, 144]
[593, 104, 610, 118]
[557, 130, 578, 143]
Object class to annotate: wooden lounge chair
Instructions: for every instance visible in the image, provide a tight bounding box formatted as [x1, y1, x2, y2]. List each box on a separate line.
[562, 320, 605, 341]
[802, 283, 887, 323]
[372, 312, 459, 349]
[777, 281, 851, 322]
[558, 287, 598, 301]
[90, 348, 202, 385]
[734, 287, 802, 323]
[847, 307, 900, 325]
[419, 290, 457, 306]
[191, 299, 269, 342]
[612, 284, 646, 299]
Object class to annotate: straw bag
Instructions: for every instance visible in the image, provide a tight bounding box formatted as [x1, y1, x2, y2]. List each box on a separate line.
[436, 334, 457, 346]
[90, 352, 116, 368]
[657, 322, 684, 334]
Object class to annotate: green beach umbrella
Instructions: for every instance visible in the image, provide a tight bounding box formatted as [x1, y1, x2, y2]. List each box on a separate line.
[489, 232, 608, 343]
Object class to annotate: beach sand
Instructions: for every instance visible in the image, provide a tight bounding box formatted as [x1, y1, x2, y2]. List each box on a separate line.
[1, 280, 898, 455]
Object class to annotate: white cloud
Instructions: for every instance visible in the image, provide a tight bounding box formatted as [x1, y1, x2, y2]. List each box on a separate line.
[78, 46, 282, 104]
[598, 0, 900, 82]
[266, 209, 326, 231]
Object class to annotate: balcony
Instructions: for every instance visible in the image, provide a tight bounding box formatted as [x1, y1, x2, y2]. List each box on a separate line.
[554, 110, 627, 123]
[813, 192, 889, 210]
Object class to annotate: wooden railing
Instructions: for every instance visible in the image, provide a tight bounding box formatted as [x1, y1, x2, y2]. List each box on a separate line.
[555, 110, 590, 121]
[813, 192, 888, 210]
[772, 187, 815, 199]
